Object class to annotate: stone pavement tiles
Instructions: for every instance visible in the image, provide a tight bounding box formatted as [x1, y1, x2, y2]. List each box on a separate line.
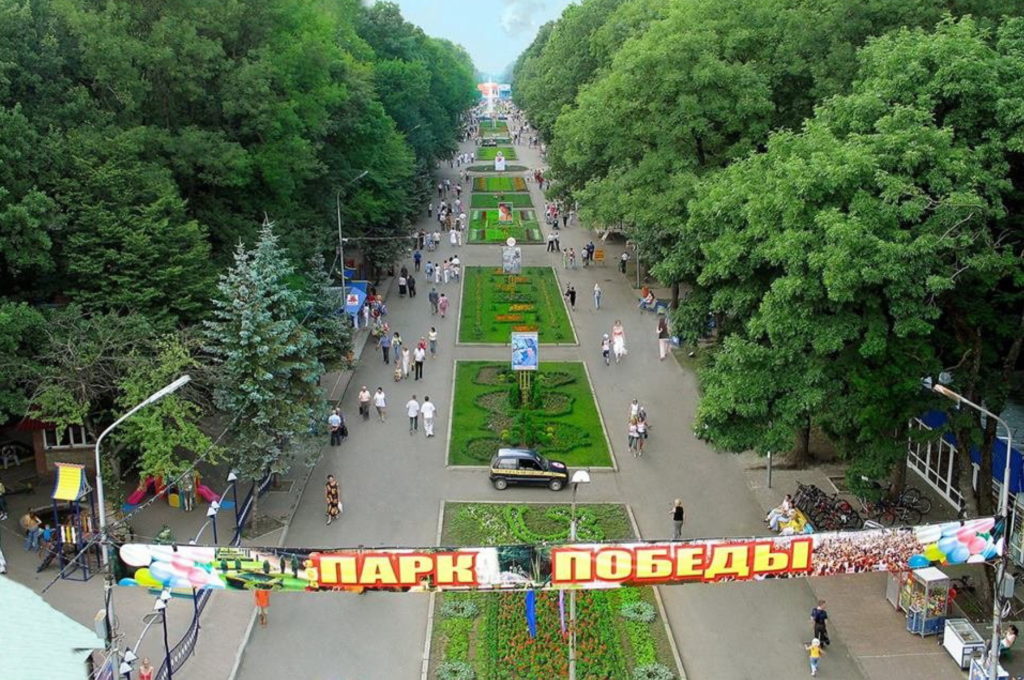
[234, 138, 872, 680]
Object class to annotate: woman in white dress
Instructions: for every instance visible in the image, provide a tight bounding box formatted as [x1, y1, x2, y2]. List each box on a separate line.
[401, 346, 411, 380]
[611, 320, 627, 363]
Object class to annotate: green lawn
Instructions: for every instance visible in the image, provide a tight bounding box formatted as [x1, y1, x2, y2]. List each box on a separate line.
[479, 119, 509, 134]
[474, 176, 527, 192]
[430, 502, 678, 680]
[449, 361, 610, 467]
[476, 146, 518, 161]
[467, 164, 526, 173]
[467, 209, 542, 243]
[458, 266, 573, 344]
[470, 193, 533, 209]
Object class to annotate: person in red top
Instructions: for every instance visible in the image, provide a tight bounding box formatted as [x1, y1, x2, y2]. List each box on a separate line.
[254, 588, 270, 626]
[137, 658, 154, 680]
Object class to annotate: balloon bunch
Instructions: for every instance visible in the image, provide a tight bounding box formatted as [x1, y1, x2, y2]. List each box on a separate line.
[118, 544, 224, 590]
[908, 518, 1000, 569]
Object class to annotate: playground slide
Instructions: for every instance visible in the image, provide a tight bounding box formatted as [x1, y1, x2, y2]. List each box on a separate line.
[124, 476, 163, 507]
[195, 484, 220, 503]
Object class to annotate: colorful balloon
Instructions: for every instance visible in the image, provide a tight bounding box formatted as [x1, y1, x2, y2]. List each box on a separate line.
[957, 527, 977, 544]
[923, 544, 945, 562]
[119, 544, 153, 568]
[938, 537, 960, 555]
[908, 554, 930, 569]
[149, 561, 176, 585]
[133, 568, 163, 588]
[948, 544, 970, 564]
[968, 537, 987, 554]
[915, 526, 942, 544]
[118, 577, 139, 587]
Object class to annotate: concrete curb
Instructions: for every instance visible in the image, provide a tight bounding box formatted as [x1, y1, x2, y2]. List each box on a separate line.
[444, 360, 459, 466]
[550, 265, 582, 346]
[625, 504, 688, 680]
[419, 498, 447, 680]
[581, 359, 618, 472]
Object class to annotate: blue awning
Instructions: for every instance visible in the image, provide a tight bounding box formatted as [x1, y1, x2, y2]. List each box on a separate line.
[919, 410, 1024, 493]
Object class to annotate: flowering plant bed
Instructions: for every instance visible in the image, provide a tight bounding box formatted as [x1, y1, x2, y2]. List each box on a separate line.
[428, 502, 678, 679]
[470, 193, 533, 209]
[476, 146, 518, 161]
[474, 176, 528, 192]
[448, 361, 611, 467]
[467, 210, 543, 244]
[458, 267, 573, 343]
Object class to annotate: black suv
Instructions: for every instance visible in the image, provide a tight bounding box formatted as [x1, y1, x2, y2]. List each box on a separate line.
[489, 448, 569, 491]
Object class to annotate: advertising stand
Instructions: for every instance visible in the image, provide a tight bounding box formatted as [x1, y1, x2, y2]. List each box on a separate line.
[905, 567, 950, 636]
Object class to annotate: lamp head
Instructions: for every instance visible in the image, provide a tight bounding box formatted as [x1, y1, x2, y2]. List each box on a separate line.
[227, 470, 238, 483]
[119, 661, 133, 675]
[571, 470, 591, 485]
[153, 599, 166, 611]
[160, 589, 172, 602]
[123, 650, 138, 663]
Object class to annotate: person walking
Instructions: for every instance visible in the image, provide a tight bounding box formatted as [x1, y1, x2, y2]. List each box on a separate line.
[611, 320, 627, 363]
[564, 284, 576, 311]
[593, 283, 602, 310]
[671, 499, 685, 539]
[805, 638, 825, 676]
[601, 334, 611, 366]
[428, 327, 438, 357]
[401, 346, 412, 380]
[429, 287, 440, 315]
[358, 386, 371, 421]
[378, 332, 391, 364]
[0, 478, 8, 520]
[407, 275, 416, 298]
[421, 396, 437, 437]
[619, 251, 629, 274]
[657, 313, 671, 361]
[138, 658, 155, 680]
[636, 417, 648, 456]
[810, 601, 830, 647]
[438, 293, 449, 319]
[254, 588, 270, 626]
[427, 202, 433, 218]
[414, 343, 426, 380]
[22, 512, 42, 551]
[328, 408, 343, 446]
[413, 250, 422, 271]
[406, 395, 420, 434]
[373, 387, 387, 422]
[325, 475, 341, 525]
[628, 419, 640, 457]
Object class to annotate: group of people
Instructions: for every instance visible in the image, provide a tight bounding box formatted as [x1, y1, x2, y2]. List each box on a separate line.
[422, 256, 461, 286]
[626, 398, 650, 458]
[601, 320, 628, 365]
[377, 331, 434, 382]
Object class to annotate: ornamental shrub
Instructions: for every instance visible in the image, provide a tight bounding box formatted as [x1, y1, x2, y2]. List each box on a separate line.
[441, 598, 480, 619]
[436, 661, 475, 680]
[633, 664, 675, 680]
[620, 601, 657, 623]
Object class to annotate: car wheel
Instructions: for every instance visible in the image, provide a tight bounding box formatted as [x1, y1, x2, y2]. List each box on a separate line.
[549, 479, 564, 491]
[493, 478, 508, 490]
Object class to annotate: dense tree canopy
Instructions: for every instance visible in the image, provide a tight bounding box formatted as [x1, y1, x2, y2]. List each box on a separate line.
[514, 0, 1024, 509]
[0, 0, 476, 488]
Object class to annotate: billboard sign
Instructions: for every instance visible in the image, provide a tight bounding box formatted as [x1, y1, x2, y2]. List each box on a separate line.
[115, 517, 1001, 593]
[511, 332, 539, 371]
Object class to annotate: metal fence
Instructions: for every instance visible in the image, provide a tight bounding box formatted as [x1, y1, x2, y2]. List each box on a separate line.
[155, 474, 272, 680]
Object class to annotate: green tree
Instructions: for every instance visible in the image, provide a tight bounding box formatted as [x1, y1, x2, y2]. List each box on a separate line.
[204, 223, 324, 524]
[305, 253, 354, 370]
[0, 301, 46, 421]
[681, 17, 1024, 516]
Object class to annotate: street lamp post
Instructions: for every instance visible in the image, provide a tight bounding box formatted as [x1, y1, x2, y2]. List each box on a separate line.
[568, 469, 591, 680]
[207, 502, 220, 544]
[94, 375, 191, 669]
[336, 170, 369, 300]
[227, 470, 239, 535]
[154, 590, 173, 680]
[927, 380, 1014, 680]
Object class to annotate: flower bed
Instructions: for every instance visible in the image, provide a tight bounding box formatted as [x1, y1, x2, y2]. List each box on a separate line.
[458, 267, 572, 343]
[474, 176, 528, 193]
[448, 361, 611, 467]
[476, 146, 518, 161]
[429, 503, 677, 679]
[467, 211, 543, 244]
[470, 193, 533, 209]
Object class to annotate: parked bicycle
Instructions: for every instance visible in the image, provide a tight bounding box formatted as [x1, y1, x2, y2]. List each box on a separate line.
[794, 482, 863, 531]
[856, 477, 929, 526]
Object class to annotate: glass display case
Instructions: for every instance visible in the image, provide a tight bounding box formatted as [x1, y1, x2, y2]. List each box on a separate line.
[943, 618, 987, 669]
[901, 567, 949, 636]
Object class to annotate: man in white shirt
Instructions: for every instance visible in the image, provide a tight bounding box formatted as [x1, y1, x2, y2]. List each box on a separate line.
[421, 396, 437, 437]
[358, 386, 371, 420]
[406, 395, 421, 434]
[328, 408, 342, 446]
[373, 387, 387, 422]
[413, 344, 426, 380]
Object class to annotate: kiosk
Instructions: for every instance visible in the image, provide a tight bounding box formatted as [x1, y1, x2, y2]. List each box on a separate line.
[886, 567, 949, 636]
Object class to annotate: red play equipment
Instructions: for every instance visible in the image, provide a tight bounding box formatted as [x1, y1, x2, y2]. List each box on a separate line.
[125, 475, 166, 506]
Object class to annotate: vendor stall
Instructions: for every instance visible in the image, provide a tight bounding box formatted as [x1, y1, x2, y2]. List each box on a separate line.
[969, 656, 1009, 680]
[886, 567, 949, 636]
[943, 618, 987, 669]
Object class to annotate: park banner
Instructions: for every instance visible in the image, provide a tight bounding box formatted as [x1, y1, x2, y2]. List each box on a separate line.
[114, 517, 1002, 593]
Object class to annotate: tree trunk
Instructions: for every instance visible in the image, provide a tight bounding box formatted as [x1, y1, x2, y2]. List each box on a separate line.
[792, 417, 812, 467]
[670, 282, 680, 310]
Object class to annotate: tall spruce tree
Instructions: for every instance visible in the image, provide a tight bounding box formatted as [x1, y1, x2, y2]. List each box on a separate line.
[204, 222, 323, 525]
